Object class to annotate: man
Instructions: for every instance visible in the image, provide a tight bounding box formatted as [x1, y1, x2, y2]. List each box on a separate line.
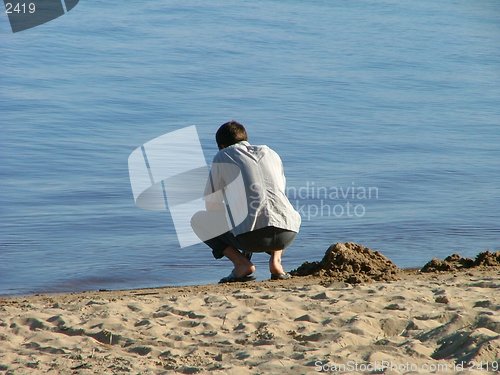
[191, 121, 301, 283]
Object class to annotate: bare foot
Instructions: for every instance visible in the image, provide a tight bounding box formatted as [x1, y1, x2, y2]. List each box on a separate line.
[223, 246, 256, 277]
[269, 250, 285, 275]
[234, 264, 256, 278]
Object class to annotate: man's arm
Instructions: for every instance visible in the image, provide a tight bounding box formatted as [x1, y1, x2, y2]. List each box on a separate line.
[204, 159, 225, 211]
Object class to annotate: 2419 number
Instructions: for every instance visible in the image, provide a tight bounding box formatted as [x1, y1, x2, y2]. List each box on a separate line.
[5, 2, 36, 14]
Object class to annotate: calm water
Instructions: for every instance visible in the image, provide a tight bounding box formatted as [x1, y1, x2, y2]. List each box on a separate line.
[1, 1, 499, 295]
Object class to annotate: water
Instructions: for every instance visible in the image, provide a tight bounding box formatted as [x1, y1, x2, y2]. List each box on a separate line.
[1, 0, 499, 296]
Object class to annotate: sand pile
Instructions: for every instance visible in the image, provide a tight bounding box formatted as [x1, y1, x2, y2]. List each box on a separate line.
[421, 251, 500, 272]
[292, 242, 400, 283]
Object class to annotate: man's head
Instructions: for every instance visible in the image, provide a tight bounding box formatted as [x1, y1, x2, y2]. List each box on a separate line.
[216, 120, 248, 150]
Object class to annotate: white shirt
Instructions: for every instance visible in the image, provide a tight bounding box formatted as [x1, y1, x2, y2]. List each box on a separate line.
[205, 141, 301, 236]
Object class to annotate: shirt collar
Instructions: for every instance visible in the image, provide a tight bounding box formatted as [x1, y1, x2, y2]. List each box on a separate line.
[225, 140, 250, 149]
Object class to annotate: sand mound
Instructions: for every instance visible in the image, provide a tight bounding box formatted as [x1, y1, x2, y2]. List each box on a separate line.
[421, 251, 500, 273]
[291, 242, 400, 283]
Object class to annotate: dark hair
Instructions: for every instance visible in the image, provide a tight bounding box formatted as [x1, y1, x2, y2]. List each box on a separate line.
[215, 120, 248, 149]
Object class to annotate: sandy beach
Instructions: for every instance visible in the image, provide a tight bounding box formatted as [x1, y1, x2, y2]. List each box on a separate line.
[1, 246, 499, 374]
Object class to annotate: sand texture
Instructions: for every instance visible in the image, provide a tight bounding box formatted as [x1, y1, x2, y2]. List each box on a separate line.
[0, 246, 499, 374]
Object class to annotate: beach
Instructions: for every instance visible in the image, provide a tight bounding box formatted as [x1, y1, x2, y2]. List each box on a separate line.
[2, 1, 500, 373]
[1, 250, 499, 375]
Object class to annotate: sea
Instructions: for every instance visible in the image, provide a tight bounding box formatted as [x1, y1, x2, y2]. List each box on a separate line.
[1, 0, 499, 295]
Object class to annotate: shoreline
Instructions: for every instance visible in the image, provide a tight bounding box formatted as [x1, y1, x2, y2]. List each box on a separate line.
[2, 246, 496, 299]
[0, 267, 420, 300]
[0, 267, 494, 303]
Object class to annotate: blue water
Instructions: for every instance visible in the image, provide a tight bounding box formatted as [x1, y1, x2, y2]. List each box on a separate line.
[1, 1, 499, 296]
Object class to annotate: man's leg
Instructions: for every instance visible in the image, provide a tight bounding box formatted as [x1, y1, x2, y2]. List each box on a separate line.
[269, 250, 292, 279]
[223, 246, 256, 277]
[269, 250, 285, 275]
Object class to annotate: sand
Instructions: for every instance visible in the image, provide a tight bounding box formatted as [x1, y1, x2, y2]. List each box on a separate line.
[0, 245, 499, 374]
[292, 242, 400, 283]
[421, 252, 500, 273]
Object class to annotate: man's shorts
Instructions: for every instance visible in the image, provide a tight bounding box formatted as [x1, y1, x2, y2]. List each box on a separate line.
[191, 211, 297, 259]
